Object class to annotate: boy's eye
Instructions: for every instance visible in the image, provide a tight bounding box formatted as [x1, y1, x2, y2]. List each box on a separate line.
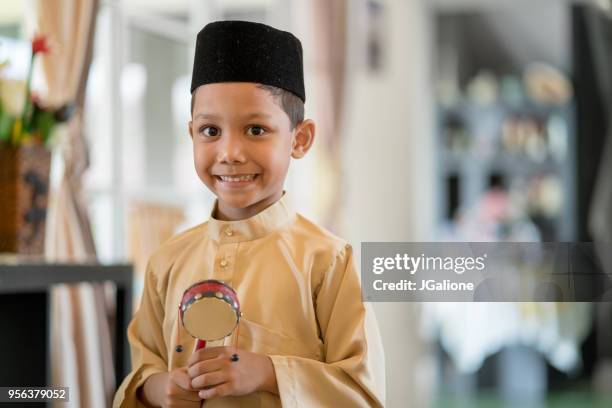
[200, 126, 220, 137]
[247, 126, 266, 136]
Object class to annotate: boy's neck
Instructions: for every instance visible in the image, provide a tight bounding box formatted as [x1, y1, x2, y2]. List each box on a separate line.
[214, 190, 284, 221]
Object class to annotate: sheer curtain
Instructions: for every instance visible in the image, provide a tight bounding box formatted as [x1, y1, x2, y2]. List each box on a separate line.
[28, 0, 115, 406]
[291, 0, 347, 231]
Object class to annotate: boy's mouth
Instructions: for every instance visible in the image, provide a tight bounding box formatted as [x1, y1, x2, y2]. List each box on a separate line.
[214, 174, 259, 184]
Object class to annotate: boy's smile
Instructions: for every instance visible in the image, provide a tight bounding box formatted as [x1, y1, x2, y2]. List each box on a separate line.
[189, 82, 314, 221]
[212, 172, 260, 191]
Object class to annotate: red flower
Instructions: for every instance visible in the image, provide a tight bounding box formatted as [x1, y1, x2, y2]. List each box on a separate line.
[32, 34, 50, 55]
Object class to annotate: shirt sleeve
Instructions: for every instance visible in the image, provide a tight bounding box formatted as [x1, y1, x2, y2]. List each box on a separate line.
[269, 244, 386, 407]
[113, 260, 169, 408]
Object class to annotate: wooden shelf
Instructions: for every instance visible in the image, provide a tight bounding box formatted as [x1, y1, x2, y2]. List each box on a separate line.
[0, 260, 133, 396]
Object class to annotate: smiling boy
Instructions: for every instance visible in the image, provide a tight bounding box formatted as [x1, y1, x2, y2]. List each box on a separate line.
[190, 82, 310, 221]
[113, 21, 385, 408]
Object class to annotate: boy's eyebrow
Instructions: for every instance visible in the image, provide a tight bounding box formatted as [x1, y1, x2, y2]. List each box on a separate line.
[242, 112, 273, 120]
[193, 112, 273, 121]
[193, 113, 221, 120]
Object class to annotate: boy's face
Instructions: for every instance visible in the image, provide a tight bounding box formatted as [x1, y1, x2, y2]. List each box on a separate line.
[189, 82, 314, 220]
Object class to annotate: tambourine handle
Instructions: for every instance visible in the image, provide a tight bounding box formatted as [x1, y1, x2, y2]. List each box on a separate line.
[195, 339, 206, 351]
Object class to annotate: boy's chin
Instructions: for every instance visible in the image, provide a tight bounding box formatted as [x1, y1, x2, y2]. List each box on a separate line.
[215, 189, 282, 217]
[216, 192, 261, 210]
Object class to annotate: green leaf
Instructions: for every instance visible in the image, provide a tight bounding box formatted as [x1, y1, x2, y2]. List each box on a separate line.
[0, 110, 14, 143]
[31, 108, 56, 144]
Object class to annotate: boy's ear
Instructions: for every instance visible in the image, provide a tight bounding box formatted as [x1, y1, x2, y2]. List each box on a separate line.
[188, 120, 194, 139]
[291, 119, 315, 159]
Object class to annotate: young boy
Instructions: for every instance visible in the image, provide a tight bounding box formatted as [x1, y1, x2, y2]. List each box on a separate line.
[113, 20, 385, 408]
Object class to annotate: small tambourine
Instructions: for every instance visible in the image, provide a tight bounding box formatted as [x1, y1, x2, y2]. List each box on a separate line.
[177, 279, 241, 353]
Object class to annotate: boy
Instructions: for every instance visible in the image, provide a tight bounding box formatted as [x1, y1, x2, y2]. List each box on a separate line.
[113, 20, 385, 408]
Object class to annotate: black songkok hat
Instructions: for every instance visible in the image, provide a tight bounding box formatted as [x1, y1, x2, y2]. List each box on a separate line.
[190, 20, 305, 102]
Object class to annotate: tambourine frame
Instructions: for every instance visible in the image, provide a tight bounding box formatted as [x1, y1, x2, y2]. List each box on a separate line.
[179, 279, 241, 342]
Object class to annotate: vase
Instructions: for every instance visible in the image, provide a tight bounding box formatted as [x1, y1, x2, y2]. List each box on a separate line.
[0, 145, 51, 254]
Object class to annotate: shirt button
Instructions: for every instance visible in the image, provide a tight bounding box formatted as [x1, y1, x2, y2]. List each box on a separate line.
[220, 259, 228, 267]
[225, 228, 234, 236]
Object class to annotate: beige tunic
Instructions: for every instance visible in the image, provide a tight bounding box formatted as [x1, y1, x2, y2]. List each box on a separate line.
[113, 196, 386, 407]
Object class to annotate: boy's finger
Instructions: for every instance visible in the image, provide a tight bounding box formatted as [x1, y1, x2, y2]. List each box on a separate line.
[174, 392, 203, 403]
[170, 369, 197, 391]
[199, 383, 232, 400]
[187, 356, 227, 379]
[187, 346, 227, 366]
[191, 370, 228, 389]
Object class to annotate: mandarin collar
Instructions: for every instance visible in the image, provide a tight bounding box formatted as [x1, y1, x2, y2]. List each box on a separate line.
[206, 193, 295, 243]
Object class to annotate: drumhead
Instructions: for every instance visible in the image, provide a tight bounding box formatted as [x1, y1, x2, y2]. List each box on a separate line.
[182, 293, 240, 340]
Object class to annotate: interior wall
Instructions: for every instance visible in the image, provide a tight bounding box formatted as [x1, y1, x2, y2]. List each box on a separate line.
[341, 0, 436, 406]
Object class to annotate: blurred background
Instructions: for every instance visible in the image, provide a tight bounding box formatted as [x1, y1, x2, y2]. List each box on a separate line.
[1, 0, 611, 407]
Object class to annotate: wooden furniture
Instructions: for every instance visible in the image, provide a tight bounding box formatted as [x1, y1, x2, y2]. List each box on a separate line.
[0, 257, 132, 404]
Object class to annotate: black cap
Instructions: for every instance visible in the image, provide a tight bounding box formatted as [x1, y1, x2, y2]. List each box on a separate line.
[190, 20, 305, 102]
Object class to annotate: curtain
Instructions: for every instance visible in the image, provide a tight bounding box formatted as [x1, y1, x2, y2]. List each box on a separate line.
[312, 0, 347, 231]
[128, 202, 185, 311]
[29, 0, 114, 407]
[293, 0, 347, 231]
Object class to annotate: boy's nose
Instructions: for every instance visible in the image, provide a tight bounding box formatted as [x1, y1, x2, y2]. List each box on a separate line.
[218, 133, 247, 164]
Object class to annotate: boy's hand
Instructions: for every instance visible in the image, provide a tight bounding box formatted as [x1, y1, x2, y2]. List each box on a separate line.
[187, 346, 278, 399]
[139, 369, 202, 408]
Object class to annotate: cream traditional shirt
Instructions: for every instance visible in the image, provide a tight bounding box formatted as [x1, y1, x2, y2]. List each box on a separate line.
[113, 195, 386, 407]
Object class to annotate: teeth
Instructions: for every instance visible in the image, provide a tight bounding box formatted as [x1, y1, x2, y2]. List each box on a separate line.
[218, 174, 256, 182]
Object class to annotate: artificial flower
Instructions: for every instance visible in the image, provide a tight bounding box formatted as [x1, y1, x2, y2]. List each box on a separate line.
[31, 34, 50, 55]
